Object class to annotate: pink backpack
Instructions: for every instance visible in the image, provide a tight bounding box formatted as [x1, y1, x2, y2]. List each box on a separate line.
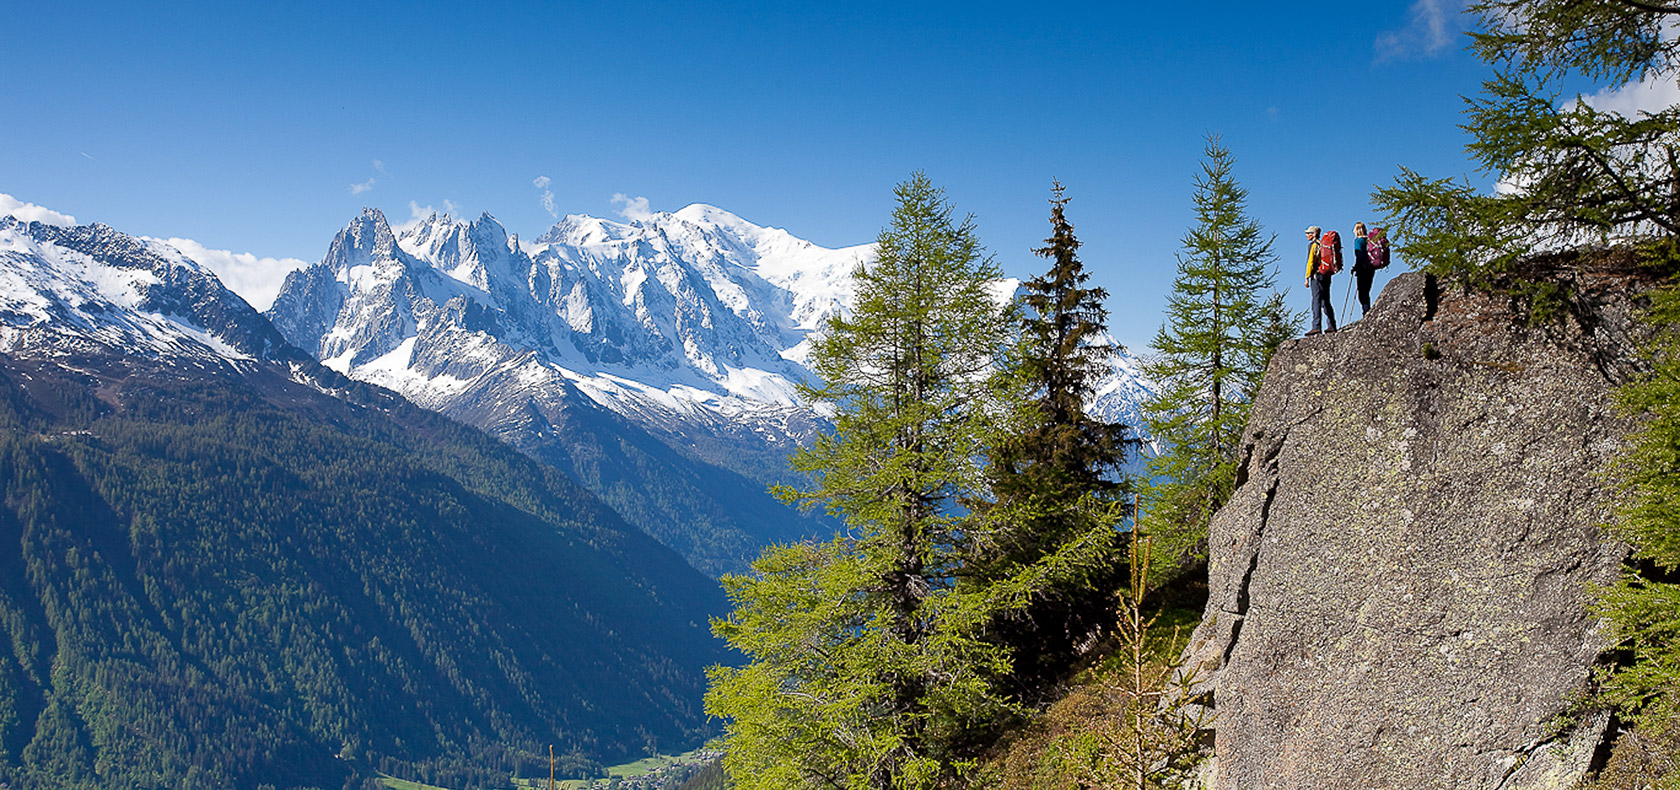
[1368, 228, 1390, 269]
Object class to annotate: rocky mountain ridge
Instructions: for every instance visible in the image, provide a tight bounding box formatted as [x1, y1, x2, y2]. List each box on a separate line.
[0, 216, 298, 366]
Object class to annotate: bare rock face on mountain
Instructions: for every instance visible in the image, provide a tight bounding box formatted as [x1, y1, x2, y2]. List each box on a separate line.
[1182, 264, 1655, 790]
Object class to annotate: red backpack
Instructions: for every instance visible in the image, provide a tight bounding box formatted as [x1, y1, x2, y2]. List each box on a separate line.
[1368, 228, 1390, 269]
[1318, 230, 1343, 275]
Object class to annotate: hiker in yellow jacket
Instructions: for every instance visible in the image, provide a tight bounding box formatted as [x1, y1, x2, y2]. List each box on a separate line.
[1303, 225, 1339, 335]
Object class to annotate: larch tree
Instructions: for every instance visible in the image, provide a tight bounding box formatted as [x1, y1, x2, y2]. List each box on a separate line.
[706, 173, 1050, 790]
[1140, 136, 1296, 574]
[1374, 0, 1679, 282]
[1603, 283, 1680, 731]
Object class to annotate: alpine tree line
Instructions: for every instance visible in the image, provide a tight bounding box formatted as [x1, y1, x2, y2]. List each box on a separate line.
[706, 144, 1295, 789]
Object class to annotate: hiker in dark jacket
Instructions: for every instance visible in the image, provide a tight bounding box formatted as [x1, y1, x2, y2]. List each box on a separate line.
[1352, 222, 1375, 316]
[1304, 225, 1337, 335]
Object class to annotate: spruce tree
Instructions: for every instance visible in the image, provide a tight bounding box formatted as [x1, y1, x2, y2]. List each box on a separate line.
[980, 182, 1133, 696]
[1140, 136, 1297, 573]
[706, 174, 1051, 790]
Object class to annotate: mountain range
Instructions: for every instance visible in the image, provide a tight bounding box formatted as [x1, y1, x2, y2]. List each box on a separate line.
[264, 204, 1157, 574]
[0, 214, 725, 788]
[0, 196, 1156, 788]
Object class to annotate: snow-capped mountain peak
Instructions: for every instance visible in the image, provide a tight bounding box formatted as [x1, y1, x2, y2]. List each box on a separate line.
[536, 214, 636, 247]
[0, 215, 305, 368]
[267, 205, 873, 447]
[396, 211, 528, 300]
[668, 203, 757, 234]
[267, 202, 1156, 450]
[324, 207, 404, 272]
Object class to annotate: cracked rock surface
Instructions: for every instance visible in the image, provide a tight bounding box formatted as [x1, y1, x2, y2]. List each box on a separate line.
[1181, 268, 1652, 789]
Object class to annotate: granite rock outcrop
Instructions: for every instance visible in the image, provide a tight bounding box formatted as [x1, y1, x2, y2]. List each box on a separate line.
[1183, 264, 1655, 789]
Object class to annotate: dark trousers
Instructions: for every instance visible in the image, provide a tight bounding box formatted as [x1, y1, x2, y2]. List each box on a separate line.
[1311, 273, 1336, 332]
[1356, 267, 1374, 315]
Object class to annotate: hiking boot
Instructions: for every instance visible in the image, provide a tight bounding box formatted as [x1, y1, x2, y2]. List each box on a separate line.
[1305, 329, 1322, 336]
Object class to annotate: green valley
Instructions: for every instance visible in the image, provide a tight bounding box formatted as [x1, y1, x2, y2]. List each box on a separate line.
[0, 353, 726, 789]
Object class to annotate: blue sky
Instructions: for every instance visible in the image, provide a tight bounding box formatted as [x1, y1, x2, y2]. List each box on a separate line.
[1, 1, 1495, 349]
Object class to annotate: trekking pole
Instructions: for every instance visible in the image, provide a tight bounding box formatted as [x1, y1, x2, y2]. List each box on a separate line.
[1342, 275, 1353, 321]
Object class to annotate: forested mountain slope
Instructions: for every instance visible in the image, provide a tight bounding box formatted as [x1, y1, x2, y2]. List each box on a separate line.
[0, 215, 727, 789]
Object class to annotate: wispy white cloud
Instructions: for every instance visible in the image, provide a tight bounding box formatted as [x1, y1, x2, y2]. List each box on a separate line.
[0, 192, 77, 227]
[612, 193, 653, 222]
[1375, 0, 1466, 63]
[1581, 24, 1680, 117]
[349, 160, 387, 195]
[1582, 74, 1680, 117]
[394, 200, 443, 234]
[160, 237, 309, 312]
[443, 199, 460, 216]
[533, 176, 557, 219]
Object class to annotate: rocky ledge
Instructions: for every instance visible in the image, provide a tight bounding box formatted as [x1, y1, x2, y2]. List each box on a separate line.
[1182, 263, 1658, 789]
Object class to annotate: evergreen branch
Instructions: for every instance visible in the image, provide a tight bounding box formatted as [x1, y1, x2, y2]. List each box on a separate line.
[1613, 0, 1680, 15]
[1559, 135, 1680, 234]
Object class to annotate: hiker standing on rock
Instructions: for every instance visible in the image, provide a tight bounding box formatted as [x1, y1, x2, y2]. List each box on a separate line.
[1351, 222, 1375, 317]
[1304, 225, 1339, 335]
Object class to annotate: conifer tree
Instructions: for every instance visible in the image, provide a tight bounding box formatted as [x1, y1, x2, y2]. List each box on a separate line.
[980, 182, 1133, 695]
[1140, 137, 1297, 573]
[1602, 280, 1680, 729]
[706, 174, 1069, 790]
[1374, 0, 1679, 280]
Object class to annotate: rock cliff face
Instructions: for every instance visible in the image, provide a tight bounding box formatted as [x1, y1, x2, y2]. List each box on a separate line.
[1183, 266, 1654, 790]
